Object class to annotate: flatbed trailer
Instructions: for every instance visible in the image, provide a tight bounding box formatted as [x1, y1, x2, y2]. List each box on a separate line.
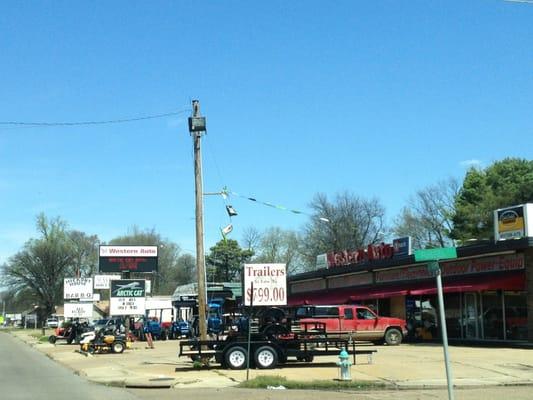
[179, 322, 376, 369]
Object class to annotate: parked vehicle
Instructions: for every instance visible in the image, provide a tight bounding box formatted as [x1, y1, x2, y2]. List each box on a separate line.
[79, 329, 129, 354]
[168, 319, 191, 339]
[295, 304, 408, 345]
[179, 315, 368, 369]
[92, 318, 125, 334]
[45, 316, 59, 328]
[141, 318, 167, 340]
[48, 320, 90, 344]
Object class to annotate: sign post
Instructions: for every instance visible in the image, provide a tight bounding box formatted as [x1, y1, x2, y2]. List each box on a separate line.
[243, 264, 287, 380]
[414, 247, 457, 400]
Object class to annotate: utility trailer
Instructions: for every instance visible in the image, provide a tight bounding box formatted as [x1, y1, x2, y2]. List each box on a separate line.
[179, 322, 363, 369]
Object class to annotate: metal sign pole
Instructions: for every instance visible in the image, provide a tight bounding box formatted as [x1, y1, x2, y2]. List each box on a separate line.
[246, 282, 253, 381]
[435, 264, 455, 400]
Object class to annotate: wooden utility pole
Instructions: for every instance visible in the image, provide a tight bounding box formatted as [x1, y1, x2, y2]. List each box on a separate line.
[189, 100, 208, 342]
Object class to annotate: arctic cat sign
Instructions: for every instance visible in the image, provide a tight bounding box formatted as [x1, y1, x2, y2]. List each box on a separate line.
[110, 279, 146, 316]
[99, 245, 158, 273]
[111, 280, 146, 297]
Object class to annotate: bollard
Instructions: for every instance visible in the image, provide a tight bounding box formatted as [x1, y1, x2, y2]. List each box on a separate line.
[336, 348, 352, 381]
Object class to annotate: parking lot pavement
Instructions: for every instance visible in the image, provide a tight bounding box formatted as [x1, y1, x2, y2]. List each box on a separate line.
[9, 329, 533, 390]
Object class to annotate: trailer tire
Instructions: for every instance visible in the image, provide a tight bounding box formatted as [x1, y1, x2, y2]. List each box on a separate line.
[48, 335, 56, 344]
[225, 346, 248, 370]
[254, 346, 278, 369]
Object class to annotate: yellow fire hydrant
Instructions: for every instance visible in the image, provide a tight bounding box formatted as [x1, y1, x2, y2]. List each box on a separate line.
[336, 348, 352, 381]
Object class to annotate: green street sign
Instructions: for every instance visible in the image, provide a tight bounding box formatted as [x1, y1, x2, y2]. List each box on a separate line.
[414, 247, 457, 262]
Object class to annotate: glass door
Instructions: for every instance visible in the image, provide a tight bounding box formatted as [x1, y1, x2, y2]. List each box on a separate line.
[463, 293, 480, 339]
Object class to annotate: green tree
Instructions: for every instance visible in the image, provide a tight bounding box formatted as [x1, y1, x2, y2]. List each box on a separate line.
[206, 239, 254, 282]
[68, 230, 100, 278]
[108, 226, 191, 294]
[1, 214, 75, 319]
[451, 158, 533, 242]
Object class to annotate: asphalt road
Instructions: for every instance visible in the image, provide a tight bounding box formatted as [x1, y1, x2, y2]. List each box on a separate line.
[0, 332, 139, 400]
[2, 332, 532, 400]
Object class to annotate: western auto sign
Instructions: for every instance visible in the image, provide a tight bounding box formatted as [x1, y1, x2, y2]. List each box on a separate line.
[110, 279, 146, 316]
[64, 278, 93, 300]
[244, 263, 287, 306]
[99, 245, 158, 273]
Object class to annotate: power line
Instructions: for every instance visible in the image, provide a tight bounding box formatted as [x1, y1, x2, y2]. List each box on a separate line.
[0, 108, 190, 127]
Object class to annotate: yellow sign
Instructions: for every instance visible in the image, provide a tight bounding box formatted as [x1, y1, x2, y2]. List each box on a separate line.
[496, 206, 525, 240]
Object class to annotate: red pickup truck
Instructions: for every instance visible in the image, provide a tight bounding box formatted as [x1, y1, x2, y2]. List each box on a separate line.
[296, 305, 408, 345]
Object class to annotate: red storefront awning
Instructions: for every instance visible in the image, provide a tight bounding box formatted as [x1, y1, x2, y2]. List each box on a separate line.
[349, 289, 409, 301]
[409, 272, 525, 296]
[288, 288, 353, 306]
[288, 272, 526, 305]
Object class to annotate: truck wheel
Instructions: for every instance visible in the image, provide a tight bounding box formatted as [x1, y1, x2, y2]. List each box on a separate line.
[48, 335, 56, 344]
[112, 341, 125, 354]
[225, 346, 248, 370]
[254, 346, 278, 369]
[384, 328, 402, 345]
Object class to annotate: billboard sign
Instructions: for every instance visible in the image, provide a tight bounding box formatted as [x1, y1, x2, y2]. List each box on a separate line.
[393, 236, 412, 257]
[94, 274, 121, 290]
[109, 279, 146, 315]
[63, 278, 93, 300]
[494, 204, 532, 241]
[64, 302, 93, 318]
[316, 253, 328, 270]
[99, 245, 158, 273]
[243, 263, 287, 306]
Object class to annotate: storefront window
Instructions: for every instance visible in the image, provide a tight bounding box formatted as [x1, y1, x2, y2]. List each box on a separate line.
[405, 296, 439, 340]
[504, 292, 527, 341]
[482, 291, 503, 340]
[444, 293, 462, 339]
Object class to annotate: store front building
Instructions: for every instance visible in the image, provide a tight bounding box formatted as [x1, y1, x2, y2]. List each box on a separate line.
[288, 238, 532, 343]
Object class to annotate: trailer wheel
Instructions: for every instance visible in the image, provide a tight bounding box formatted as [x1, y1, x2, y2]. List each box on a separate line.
[48, 335, 57, 344]
[254, 346, 278, 369]
[225, 346, 248, 370]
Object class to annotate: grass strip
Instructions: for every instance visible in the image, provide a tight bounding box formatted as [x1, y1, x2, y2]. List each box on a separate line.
[238, 375, 385, 391]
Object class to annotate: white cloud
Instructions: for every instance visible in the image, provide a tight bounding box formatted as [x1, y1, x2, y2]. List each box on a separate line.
[459, 159, 482, 168]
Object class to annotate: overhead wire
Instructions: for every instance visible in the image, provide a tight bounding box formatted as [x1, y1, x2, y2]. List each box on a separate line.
[0, 108, 191, 127]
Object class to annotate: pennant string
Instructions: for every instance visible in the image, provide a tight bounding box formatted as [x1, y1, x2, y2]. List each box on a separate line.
[217, 187, 329, 223]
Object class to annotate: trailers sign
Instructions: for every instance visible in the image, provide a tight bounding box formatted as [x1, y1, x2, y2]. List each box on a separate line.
[244, 263, 287, 306]
[99, 245, 158, 273]
[110, 279, 146, 316]
[63, 278, 93, 300]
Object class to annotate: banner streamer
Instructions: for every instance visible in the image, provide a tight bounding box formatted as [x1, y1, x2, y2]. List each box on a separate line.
[218, 187, 330, 223]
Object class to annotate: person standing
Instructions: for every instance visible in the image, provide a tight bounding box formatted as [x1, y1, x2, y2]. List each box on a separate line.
[143, 319, 154, 349]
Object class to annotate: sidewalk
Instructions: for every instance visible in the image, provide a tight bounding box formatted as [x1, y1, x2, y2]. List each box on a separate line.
[10, 330, 533, 390]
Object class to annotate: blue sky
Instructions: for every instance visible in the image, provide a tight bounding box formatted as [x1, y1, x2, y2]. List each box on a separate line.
[0, 1, 532, 264]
